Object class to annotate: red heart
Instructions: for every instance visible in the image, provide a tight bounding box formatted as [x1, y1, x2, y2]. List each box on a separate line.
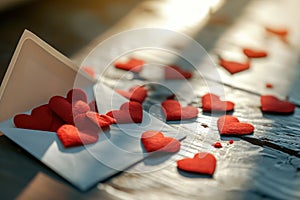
[72, 100, 90, 116]
[164, 65, 192, 79]
[242, 48, 268, 58]
[106, 102, 143, 124]
[57, 124, 98, 148]
[114, 58, 144, 73]
[74, 113, 101, 133]
[66, 88, 88, 104]
[261, 95, 295, 114]
[217, 115, 254, 135]
[161, 100, 198, 121]
[177, 152, 216, 175]
[201, 93, 234, 112]
[265, 83, 273, 89]
[141, 130, 180, 153]
[86, 111, 115, 131]
[88, 100, 98, 113]
[14, 105, 54, 131]
[219, 57, 250, 74]
[116, 86, 148, 103]
[49, 96, 74, 125]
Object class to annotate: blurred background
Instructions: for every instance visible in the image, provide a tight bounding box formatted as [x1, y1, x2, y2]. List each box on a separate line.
[0, 0, 140, 81]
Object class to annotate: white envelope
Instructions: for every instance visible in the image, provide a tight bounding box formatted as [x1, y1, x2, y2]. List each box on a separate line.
[0, 30, 185, 191]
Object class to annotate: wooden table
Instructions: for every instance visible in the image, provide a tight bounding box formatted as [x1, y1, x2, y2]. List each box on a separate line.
[1, 0, 300, 199]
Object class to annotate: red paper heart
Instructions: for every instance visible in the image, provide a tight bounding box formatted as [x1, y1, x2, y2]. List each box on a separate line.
[164, 65, 192, 79]
[57, 125, 98, 148]
[242, 48, 268, 58]
[177, 152, 216, 175]
[161, 100, 198, 121]
[106, 102, 143, 124]
[202, 93, 234, 112]
[72, 100, 90, 116]
[265, 83, 273, 89]
[217, 115, 254, 135]
[66, 88, 88, 104]
[219, 58, 250, 74]
[114, 58, 144, 73]
[14, 105, 54, 131]
[86, 111, 115, 131]
[116, 86, 148, 103]
[49, 96, 74, 125]
[261, 95, 295, 114]
[88, 100, 98, 113]
[74, 113, 101, 133]
[141, 130, 180, 153]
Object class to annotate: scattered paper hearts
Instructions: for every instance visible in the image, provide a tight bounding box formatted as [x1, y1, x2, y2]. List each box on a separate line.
[116, 86, 148, 103]
[106, 102, 143, 124]
[57, 125, 99, 148]
[161, 100, 198, 121]
[114, 58, 144, 73]
[141, 130, 180, 153]
[14, 105, 55, 131]
[201, 93, 234, 112]
[177, 152, 216, 175]
[212, 142, 222, 148]
[217, 115, 254, 135]
[164, 65, 192, 79]
[66, 88, 88, 104]
[219, 57, 250, 74]
[242, 48, 268, 58]
[49, 96, 74, 125]
[260, 95, 295, 114]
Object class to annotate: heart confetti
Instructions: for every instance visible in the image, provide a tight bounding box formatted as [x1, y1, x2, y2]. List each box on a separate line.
[242, 48, 268, 58]
[177, 152, 216, 175]
[265, 83, 273, 89]
[141, 130, 181, 153]
[260, 95, 295, 114]
[201, 93, 234, 112]
[56, 124, 99, 148]
[219, 57, 250, 74]
[116, 86, 148, 103]
[114, 58, 144, 73]
[217, 115, 254, 135]
[161, 100, 198, 121]
[164, 65, 192, 80]
[106, 102, 143, 124]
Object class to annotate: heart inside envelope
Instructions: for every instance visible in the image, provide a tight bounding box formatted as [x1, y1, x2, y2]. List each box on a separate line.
[106, 102, 143, 124]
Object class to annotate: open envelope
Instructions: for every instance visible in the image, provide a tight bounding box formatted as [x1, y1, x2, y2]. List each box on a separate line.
[0, 30, 186, 191]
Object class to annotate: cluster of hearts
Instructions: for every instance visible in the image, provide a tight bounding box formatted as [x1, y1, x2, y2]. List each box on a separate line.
[13, 83, 295, 176]
[13, 27, 294, 176]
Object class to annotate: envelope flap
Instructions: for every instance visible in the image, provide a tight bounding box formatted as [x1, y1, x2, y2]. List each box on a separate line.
[0, 30, 94, 121]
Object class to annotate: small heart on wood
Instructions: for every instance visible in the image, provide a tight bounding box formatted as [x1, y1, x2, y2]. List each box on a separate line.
[141, 130, 180, 153]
